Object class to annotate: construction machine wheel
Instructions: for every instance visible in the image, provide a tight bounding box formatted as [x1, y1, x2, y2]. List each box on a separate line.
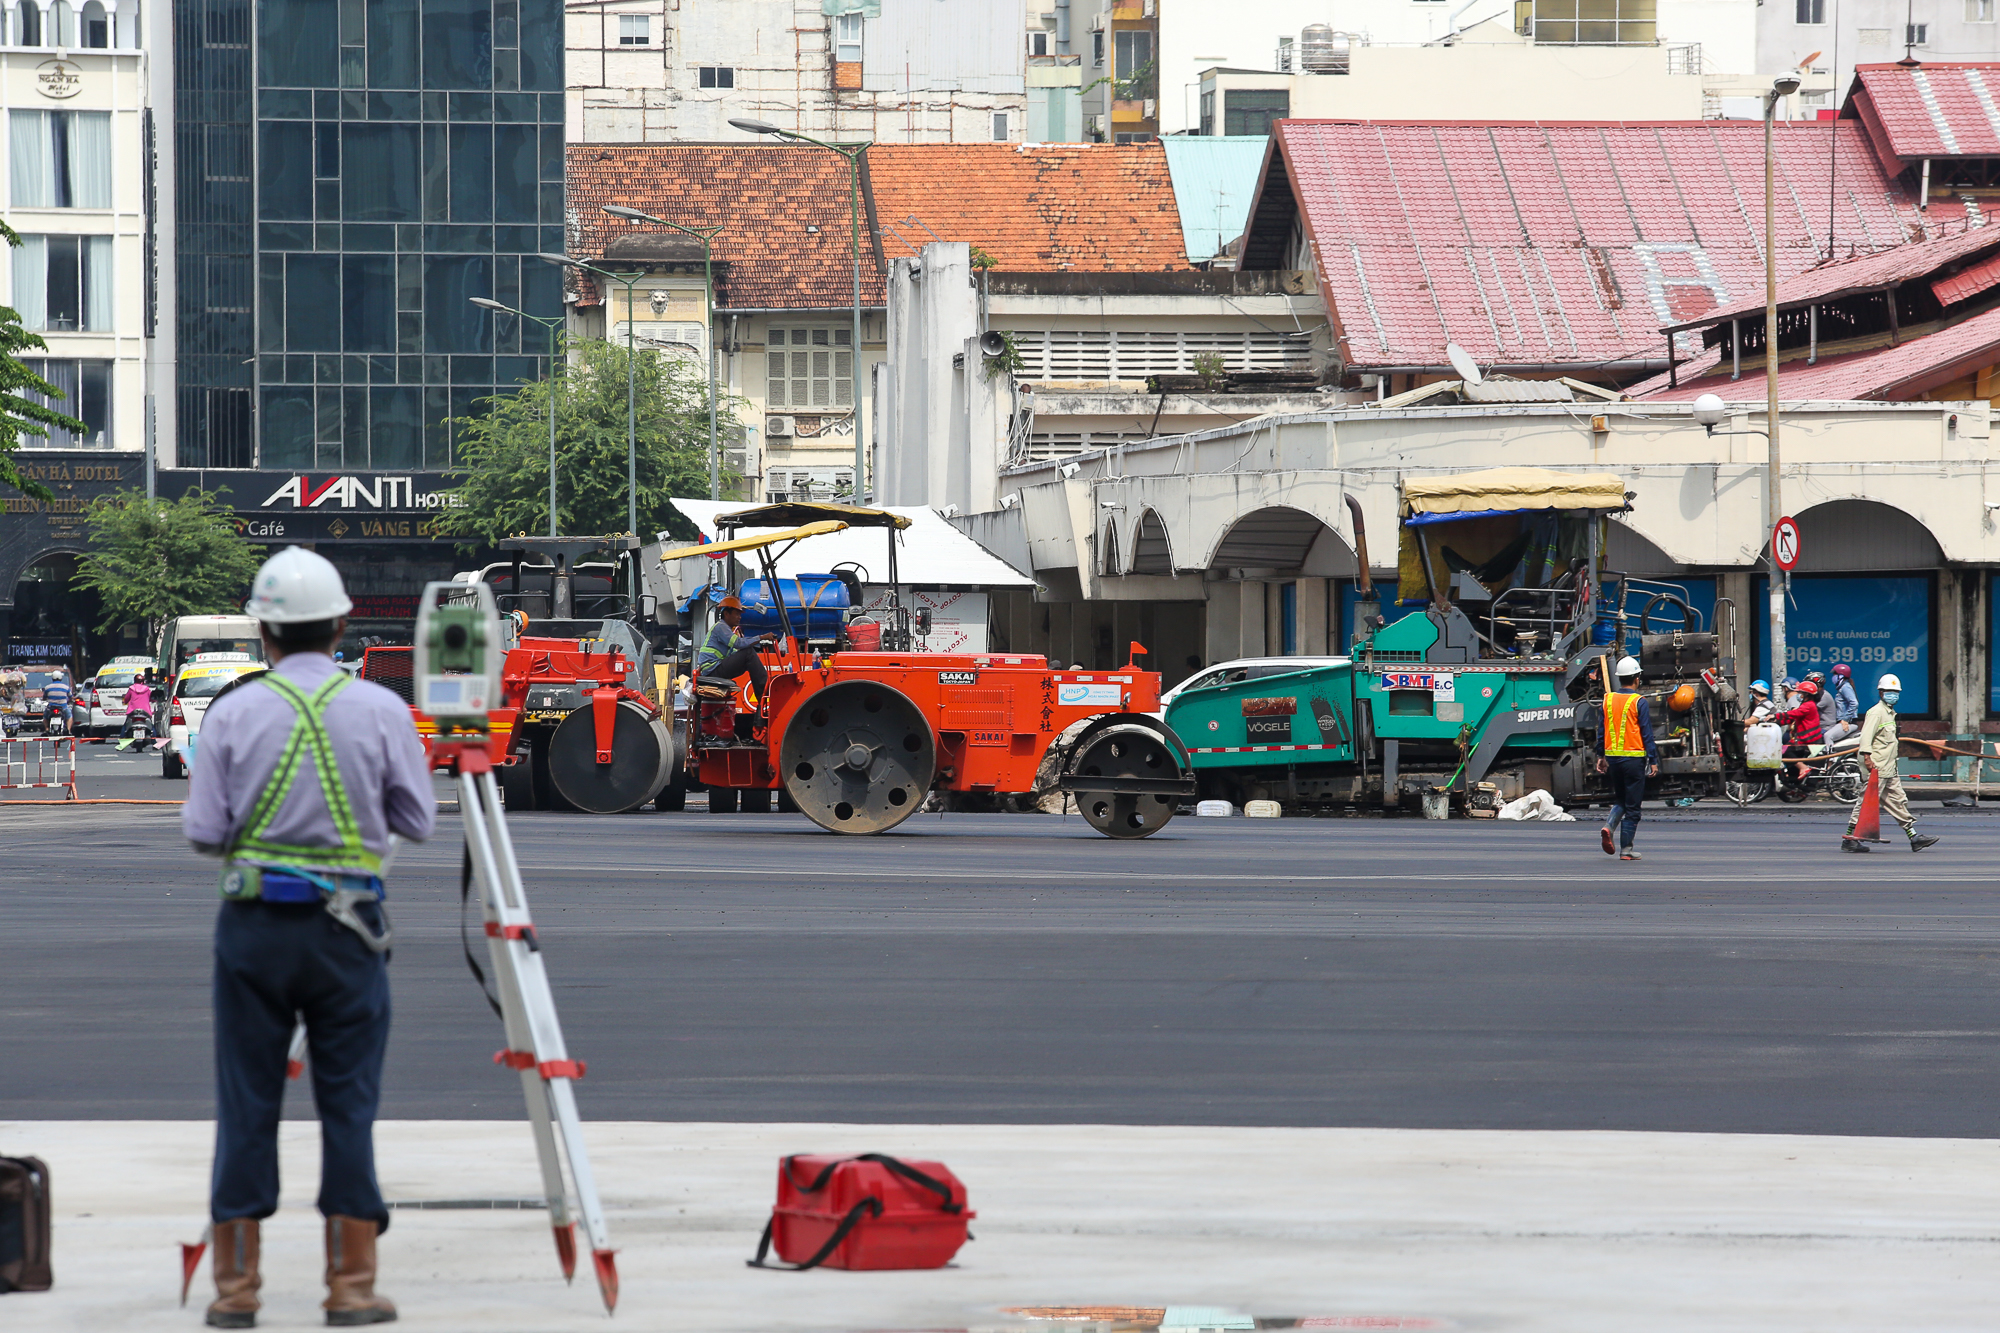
[653, 778, 686, 811]
[779, 679, 936, 834]
[545, 699, 673, 814]
[708, 786, 739, 813]
[740, 787, 773, 814]
[1067, 724, 1181, 839]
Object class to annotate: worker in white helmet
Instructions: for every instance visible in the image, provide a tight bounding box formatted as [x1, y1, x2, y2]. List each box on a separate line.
[1587, 655, 1658, 861]
[181, 547, 436, 1328]
[1842, 672, 1937, 854]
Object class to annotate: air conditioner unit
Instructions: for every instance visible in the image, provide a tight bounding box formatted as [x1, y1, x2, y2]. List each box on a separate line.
[766, 415, 794, 437]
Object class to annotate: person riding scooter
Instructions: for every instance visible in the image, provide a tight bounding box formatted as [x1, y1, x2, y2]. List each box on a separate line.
[1773, 677, 1825, 784]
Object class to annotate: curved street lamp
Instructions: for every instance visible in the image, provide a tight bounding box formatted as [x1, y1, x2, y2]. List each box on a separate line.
[729, 116, 871, 502]
[470, 297, 564, 537]
[538, 253, 645, 536]
[601, 204, 725, 502]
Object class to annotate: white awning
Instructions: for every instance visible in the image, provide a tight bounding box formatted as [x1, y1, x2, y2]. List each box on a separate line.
[667, 500, 1033, 586]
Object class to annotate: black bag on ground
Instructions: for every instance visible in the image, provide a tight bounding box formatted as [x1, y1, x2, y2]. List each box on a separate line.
[0, 1156, 52, 1293]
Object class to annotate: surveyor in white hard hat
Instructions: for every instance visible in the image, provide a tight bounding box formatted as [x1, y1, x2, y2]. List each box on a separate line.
[1586, 654, 1658, 861]
[181, 546, 435, 1328]
[1842, 672, 1937, 854]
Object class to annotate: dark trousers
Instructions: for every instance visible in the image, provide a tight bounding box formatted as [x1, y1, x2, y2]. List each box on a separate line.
[1605, 756, 1648, 848]
[212, 899, 392, 1229]
[704, 645, 768, 693]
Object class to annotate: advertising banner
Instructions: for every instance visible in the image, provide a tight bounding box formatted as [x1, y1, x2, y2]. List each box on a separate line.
[1756, 574, 1932, 716]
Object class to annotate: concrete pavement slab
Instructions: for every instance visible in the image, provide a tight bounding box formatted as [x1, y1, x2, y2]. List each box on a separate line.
[2, 1120, 1997, 1332]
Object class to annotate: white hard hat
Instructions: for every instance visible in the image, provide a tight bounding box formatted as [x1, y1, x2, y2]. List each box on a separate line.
[1877, 672, 1903, 692]
[244, 546, 353, 624]
[1615, 655, 1641, 677]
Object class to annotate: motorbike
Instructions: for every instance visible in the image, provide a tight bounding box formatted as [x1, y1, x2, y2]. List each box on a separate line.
[1726, 742, 1865, 806]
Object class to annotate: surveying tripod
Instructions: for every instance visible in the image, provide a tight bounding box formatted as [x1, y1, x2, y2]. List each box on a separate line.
[436, 734, 619, 1311]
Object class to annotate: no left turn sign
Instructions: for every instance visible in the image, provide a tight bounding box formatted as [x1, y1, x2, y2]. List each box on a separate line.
[1773, 516, 1802, 571]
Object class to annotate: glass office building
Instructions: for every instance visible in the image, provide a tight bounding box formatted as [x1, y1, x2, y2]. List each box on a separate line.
[175, 0, 565, 469]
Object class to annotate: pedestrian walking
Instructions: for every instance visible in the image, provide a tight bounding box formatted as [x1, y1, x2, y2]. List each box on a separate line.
[182, 547, 436, 1328]
[1823, 663, 1861, 745]
[1589, 655, 1658, 861]
[1841, 672, 1937, 854]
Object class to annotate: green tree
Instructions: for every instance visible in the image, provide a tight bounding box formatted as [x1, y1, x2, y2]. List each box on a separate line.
[73, 488, 265, 636]
[438, 338, 736, 543]
[0, 220, 85, 502]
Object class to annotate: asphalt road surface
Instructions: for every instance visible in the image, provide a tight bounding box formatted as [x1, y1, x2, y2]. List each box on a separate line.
[6, 743, 2000, 1135]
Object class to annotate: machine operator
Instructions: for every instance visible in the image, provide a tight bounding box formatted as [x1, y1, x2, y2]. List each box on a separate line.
[696, 593, 775, 694]
[182, 546, 435, 1328]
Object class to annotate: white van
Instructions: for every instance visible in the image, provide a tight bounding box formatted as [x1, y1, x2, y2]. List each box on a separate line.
[152, 616, 266, 734]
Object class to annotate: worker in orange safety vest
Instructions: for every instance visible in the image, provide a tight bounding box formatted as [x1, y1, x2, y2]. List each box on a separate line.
[1587, 655, 1659, 861]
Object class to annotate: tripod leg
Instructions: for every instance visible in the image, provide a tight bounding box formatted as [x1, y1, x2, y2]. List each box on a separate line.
[474, 768, 618, 1313]
[458, 769, 580, 1277]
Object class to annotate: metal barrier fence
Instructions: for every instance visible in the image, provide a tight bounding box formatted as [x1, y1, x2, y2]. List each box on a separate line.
[0, 737, 78, 800]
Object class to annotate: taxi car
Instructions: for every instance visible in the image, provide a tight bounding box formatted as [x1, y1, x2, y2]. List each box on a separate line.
[81, 656, 158, 737]
[162, 652, 263, 779]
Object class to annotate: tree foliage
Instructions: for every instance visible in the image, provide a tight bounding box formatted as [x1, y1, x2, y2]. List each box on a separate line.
[73, 488, 266, 634]
[0, 220, 84, 502]
[437, 338, 736, 544]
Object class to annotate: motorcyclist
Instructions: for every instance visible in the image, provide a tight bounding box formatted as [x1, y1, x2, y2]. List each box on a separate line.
[1773, 677, 1825, 784]
[40, 673, 72, 735]
[1744, 679, 1774, 722]
[1807, 669, 1836, 735]
[1823, 663, 1861, 744]
[119, 671, 157, 751]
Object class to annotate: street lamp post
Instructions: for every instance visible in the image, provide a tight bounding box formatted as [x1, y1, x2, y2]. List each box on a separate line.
[1764, 71, 1801, 687]
[730, 117, 871, 503]
[538, 253, 645, 536]
[601, 204, 725, 502]
[471, 297, 564, 537]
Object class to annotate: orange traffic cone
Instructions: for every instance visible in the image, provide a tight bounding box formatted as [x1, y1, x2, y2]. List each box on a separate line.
[1852, 769, 1888, 843]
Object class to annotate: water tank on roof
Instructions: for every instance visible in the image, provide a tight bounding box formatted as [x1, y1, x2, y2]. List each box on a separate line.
[1299, 24, 1349, 73]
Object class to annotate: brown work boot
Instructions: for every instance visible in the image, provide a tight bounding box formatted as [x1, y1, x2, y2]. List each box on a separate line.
[205, 1218, 261, 1329]
[322, 1215, 398, 1326]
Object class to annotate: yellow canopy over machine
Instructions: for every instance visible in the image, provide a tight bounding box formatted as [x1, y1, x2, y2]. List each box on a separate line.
[1397, 467, 1629, 605]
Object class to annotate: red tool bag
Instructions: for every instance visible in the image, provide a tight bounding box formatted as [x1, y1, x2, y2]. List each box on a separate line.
[748, 1153, 973, 1271]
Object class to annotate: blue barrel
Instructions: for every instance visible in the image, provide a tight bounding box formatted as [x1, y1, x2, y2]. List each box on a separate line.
[740, 575, 853, 641]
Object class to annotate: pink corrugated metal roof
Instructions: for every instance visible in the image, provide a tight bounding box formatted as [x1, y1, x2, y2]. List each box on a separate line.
[1274, 118, 1964, 372]
[1850, 63, 2000, 168]
[1669, 222, 2000, 330]
[1933, 247, 2000, 306]
[1635, 302, 2000, 401]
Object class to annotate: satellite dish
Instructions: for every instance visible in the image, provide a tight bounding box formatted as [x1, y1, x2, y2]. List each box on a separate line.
[1446, 343, 1484, 385]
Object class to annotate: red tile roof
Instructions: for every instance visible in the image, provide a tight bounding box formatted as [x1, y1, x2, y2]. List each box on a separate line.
[1848, 63, 2000, 171]
[1933, 246, 2000, 306]
[1666, 221, 2000, 330]
[1262, 118, 1967, 373]
[866, 143, 1193, 272]
[1635, 302, 2000, 401]
[567, 143, 885, 311]
[565, 142, 1191, 311]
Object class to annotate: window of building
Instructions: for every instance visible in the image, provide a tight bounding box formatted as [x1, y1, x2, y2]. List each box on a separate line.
[1114, 132, 1155, 143]
[1027, 28, 1049, 55]
[1199, 89, 1215, 136]
[1276, 35, 1294, 71]
[1114, 29, 1153, 79]
[1795, 0, 1824, 20]
[82, 0, 109, 46]
[619, 14, 648, 44]
[766, 327, 853, 409]
[834, 12, 863, 62]
[1533, 0, 1657, 42]
[11, 234, 113, 331]
[15, 0, 40, 44]
[1801, 89, 1829, 106]
[992, 111, 1010, 140]
[1970, 0, 1994, 22]
[1222, 89, 1289, 135]
[698, 65, 734, 88]
[21, 359, 112, 447]
[8, 111, 113, 208]
[1092, 29, 1104, 65]
[1907, 21, 1928, 41]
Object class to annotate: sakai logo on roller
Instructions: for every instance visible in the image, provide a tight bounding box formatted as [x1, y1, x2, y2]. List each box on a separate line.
[937, 670, 978, 684]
